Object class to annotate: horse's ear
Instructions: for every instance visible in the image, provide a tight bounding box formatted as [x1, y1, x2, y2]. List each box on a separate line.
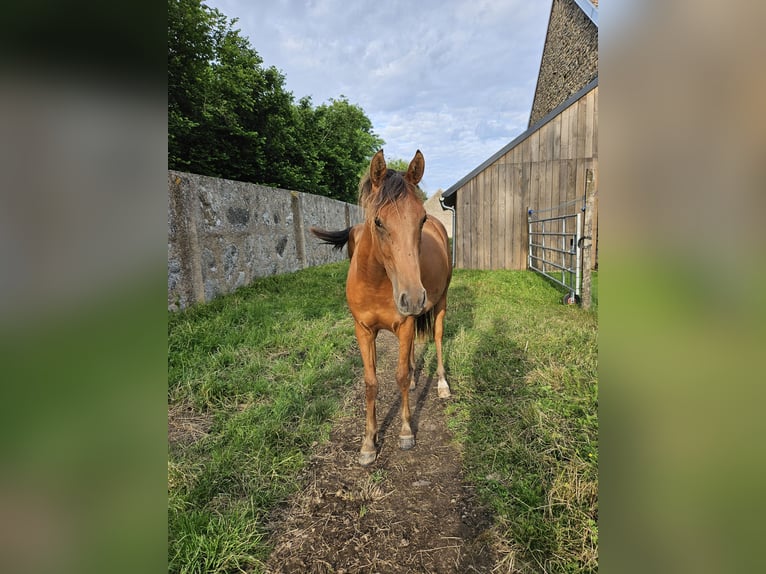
[370, 150, 387, 187]
[406, 150, 425, 185]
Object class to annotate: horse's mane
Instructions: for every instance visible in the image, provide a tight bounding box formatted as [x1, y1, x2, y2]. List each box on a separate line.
[358, 169, 409, 219]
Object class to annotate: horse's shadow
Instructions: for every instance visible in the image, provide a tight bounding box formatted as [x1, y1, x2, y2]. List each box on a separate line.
[376, 347, 433, 451]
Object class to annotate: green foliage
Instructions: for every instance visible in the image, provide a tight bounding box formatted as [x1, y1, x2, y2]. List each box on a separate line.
[384, 158, 409, 172]
[167, 0, 383, 202]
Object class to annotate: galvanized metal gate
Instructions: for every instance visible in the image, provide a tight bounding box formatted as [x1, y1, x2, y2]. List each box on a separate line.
[527, 199, 584, 304]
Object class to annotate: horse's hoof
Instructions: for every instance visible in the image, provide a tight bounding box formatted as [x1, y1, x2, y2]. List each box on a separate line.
[400, 435, 415, 450]
[437, 381, 451, 398]
[359, 451, 377, 466]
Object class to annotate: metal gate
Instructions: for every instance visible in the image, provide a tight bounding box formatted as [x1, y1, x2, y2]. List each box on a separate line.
[528, 200, 583, 304]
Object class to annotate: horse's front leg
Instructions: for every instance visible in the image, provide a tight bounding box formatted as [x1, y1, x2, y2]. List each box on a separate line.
[396, 319, 416, 450]
[355, 321, 378, 466]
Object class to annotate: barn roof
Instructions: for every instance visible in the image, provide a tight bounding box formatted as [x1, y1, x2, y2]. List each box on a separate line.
[441, 76, 597, 207]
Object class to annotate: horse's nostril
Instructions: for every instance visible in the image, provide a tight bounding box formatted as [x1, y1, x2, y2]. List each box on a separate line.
[399, 292, 408, 310]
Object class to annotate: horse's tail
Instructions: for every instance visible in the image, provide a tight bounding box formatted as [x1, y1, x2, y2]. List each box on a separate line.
[310, 227, 352, 252]
[415, 308, 435, 341]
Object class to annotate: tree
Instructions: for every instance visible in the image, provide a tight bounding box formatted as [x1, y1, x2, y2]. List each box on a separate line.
[313, 97, 384, 203]
[168, 0, 383, 202]
[168, 0, 216, 170]
[168, 0, 280, 182]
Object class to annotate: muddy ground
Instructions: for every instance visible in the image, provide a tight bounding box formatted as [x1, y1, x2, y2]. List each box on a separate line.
[265, 331, 500, 573]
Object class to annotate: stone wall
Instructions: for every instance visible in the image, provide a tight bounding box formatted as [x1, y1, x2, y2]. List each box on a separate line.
[168, 171, 364, 310]
[529, 0, 598, 127]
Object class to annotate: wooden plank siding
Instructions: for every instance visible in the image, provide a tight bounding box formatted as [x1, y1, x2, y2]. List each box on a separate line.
[450, 84, 598, 270]
[496, 164, 506, 269]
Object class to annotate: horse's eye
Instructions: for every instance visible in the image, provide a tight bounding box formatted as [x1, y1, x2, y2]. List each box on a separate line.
[374, 217, 383, 229]
[421, 216, 427, 228]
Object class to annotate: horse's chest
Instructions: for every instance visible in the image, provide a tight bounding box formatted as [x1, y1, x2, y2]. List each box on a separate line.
[346, 275, 401, 327]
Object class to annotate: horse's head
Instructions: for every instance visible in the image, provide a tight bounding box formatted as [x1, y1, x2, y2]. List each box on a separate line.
[361, 149, 428, 316]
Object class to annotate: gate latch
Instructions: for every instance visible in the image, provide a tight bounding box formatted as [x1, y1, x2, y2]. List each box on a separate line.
[578, 236, 592, 249]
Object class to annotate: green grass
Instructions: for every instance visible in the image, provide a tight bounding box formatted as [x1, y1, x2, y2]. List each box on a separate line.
[430, 269, 599, 573]
[168, 262, 361, 573]
[168, 264, 598, 573]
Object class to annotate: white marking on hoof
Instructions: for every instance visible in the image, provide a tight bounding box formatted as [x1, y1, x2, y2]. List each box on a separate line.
[409, 377, 416, 390]
[400, 435, 415, 450]
[437, 378, 451, 398]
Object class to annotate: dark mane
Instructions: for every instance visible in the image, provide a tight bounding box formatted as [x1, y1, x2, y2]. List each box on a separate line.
[358, 169, 410, 218]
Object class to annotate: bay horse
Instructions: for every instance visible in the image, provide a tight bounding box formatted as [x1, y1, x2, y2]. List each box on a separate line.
[311, 149, 452, 466]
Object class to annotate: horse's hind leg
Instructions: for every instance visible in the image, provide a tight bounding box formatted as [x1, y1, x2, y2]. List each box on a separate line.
[434, 297, 450, 398]
[408, 336, 416, 390]
[355, 321, 378, 466]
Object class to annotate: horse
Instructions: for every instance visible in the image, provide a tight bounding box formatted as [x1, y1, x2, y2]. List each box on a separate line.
[310, 149, 452, 466]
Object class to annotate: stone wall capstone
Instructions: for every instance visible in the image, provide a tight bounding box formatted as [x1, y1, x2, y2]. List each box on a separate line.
[168, 171, 364, 310]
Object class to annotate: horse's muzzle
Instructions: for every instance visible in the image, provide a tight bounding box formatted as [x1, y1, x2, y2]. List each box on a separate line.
[397, 287, 427, 316]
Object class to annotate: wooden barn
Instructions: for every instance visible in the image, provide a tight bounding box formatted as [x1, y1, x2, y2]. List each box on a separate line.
[441, 0, 598, 277]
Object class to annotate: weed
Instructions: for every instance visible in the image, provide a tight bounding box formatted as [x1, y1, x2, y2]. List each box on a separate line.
[370, 469, 387, 484]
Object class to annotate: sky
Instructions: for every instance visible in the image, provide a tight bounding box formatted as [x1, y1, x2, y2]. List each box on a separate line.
[204, 0, 552, 196]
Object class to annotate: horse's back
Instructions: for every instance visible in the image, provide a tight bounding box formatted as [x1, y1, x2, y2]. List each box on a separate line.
[420, 216, 451, 303]
[426, 215, 450, 248]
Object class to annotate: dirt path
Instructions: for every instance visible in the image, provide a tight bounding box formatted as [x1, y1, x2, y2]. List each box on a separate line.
[265, 331, 497, 573]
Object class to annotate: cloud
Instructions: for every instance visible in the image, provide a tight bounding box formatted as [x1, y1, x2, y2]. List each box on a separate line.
[204, 0, 551, 193]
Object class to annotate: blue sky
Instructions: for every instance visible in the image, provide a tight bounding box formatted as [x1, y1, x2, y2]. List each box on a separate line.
[204, 0, 552, 195]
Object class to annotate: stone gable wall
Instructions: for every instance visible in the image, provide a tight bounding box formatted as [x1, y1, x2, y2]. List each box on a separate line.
[529, 0, 598, 127]
[423, 191, 453, 238]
